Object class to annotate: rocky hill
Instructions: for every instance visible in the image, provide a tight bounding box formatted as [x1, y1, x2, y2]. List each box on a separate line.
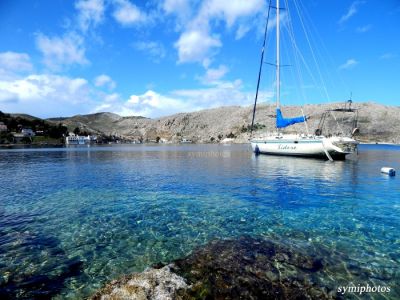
[46, 102, 400, 144]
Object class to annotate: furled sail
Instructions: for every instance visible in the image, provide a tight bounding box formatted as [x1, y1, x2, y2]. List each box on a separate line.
[276, 108, 307, 128]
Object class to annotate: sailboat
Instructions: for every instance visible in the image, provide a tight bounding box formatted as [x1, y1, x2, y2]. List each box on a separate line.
[250, 0, 358, 161]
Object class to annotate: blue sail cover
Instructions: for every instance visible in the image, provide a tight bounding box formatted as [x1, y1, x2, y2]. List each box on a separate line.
[276, 108, 307, 128]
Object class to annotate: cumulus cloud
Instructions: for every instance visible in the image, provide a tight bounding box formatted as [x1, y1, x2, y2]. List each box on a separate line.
[339, 59, 358, 70]
[199, 0, 264, 28]
[75, 0, 105, 32]
[162, 0, 192, 20]
[91, 92, 122, 113]
[338, 1, 365, 25]
[171, 79, 247, 107]
[0, 52, 33, 73]
[175, 29, 221, 64]
[0, 70, 269, 119]
[173, 0, 265, 65]
[94, 74, 116, 90]
[200, 64, 229, 84]
[112, 0, 147, 26]
[91, 90, 190, 117]
[121, 90, 193, 117]
[108, 77, 268, 118]
[36, 32, 88, 70]
[0, 74, 96, 117]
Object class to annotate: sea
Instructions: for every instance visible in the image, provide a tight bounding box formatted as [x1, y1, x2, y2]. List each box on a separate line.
[0, 144, 399, 299]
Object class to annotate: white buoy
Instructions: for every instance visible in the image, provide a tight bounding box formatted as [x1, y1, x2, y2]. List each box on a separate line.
[381, 167, 396, 176]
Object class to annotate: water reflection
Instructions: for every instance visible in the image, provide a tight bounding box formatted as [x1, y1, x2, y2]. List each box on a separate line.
[251, 154, 346, 182]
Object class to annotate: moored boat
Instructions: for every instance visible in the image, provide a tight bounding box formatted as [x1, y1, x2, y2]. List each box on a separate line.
[250, 0, 358, 161]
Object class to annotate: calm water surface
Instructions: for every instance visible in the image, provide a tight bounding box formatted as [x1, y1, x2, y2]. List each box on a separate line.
[0, 144, 399, 298]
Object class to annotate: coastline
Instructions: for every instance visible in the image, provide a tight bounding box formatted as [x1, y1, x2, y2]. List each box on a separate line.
[1, 140, 399, 148]
[0, 143, 64, 149]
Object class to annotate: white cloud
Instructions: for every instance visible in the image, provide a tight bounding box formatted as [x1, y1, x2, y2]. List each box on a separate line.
[339, 59, 358, 70]
[0, 71, 270, 119]
[339, 1, 365, 25]
[112, 0, 147, 26]
[91, 92, 121, 112]
[356, 24, 372, 33]
[0, 74, 95, 117]
[134, 41, 166, 62]
[88, 64, 270, 117]
[109, 77, 268, 118]
[103, 92, 120, 102]
[0, 75, 88, 102]
[0, 52, 33, 73]
[200, 65, 229, 84]
[93, 90, 194, 117]
[75, 0, 105, 32]
[36, 32, 88, 70]
[94, 74, 116, 90]
[171, 79, 246, 107]
[127, 90, 187, 110]
[175, 29, 221, 64]
[200, 0, 264, 28]
[163, 0, 191, 19]
[172, 0, 265, 65]
[235, 24, 251, 40]
[0, 89, 18, 104]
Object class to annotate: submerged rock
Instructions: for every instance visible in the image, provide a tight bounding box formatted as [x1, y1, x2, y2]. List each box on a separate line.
[90, 265, 188, 300]
[172, 236, 333, 300]
[91, 236, 340, 299]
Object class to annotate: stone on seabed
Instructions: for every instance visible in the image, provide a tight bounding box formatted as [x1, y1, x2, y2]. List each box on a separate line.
[90, 265, 188, 300]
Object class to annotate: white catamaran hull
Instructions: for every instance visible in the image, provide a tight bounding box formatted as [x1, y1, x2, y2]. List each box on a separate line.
[251, 135, 358, 160]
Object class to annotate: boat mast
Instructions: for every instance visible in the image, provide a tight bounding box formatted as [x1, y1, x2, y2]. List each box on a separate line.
[276, 0, 280, 110]
[250, 1, 272, 136]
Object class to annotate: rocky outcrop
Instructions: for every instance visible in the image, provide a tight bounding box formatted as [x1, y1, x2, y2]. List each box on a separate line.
[91, 234, 400, 299]
[47, 102, 400, 144]
[90, 236, 340, 300]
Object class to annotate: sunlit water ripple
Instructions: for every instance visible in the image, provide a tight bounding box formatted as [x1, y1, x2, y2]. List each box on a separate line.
[0, 144, 399, 299]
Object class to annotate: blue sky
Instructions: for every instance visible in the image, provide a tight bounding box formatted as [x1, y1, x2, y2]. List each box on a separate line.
[0, 0, 399, 118]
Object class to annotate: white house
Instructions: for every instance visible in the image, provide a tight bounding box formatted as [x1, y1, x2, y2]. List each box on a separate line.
[65, 133, 96, 145]
[66, 133, 89, 145]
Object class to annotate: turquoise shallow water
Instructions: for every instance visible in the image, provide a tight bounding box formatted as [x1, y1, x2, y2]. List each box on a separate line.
[0, 144, 399, 298]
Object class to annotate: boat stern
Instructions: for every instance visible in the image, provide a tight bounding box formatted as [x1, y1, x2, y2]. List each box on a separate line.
[332, 137, 358, 153]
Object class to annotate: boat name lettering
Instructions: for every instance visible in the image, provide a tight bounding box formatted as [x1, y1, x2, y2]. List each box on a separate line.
[278, 144, 297, 150]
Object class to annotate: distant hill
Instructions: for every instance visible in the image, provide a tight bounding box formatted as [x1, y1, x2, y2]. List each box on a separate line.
[45, 102, 400, 144]
[0, 111, 68, 144]
[10, 113, 42, 121]
[47, 112, 148, 136]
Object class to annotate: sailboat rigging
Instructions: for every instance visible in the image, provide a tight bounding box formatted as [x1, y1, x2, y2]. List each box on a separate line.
[250, 0, 358, 161]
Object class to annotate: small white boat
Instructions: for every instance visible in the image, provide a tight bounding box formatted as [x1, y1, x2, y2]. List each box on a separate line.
[180, 138, 193, 144]
[250, 0, 358, 161]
